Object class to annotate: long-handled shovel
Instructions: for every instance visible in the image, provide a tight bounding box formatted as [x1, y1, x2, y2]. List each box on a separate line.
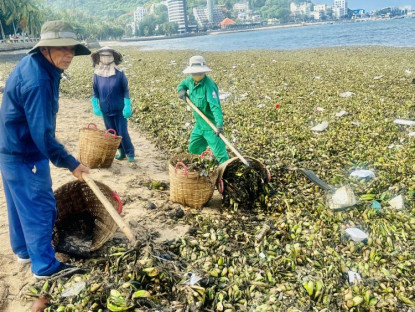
[185, 97, 250, 166]
[82, 173, 136, 244]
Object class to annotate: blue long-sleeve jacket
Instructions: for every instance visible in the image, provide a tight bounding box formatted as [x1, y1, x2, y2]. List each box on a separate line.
[92, 69, 130, 116]
[0, 52, 80, 171]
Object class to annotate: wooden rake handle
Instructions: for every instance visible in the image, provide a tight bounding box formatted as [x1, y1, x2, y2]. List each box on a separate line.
[82, 173, 135, 243]
[185, 97, 249, 166]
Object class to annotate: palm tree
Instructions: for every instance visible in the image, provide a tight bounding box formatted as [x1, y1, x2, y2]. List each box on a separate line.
[0, 0, 17, 40]
[3, 0, 43, 38]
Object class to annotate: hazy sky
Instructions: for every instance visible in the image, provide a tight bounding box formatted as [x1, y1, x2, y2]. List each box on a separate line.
[317, 0, 414, 11]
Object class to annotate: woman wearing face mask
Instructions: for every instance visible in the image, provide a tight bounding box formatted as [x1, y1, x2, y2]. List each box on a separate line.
[177, 55, 229, 164]
[90, 47, 135, 162]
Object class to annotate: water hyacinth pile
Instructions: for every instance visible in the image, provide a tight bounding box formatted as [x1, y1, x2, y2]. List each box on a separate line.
[170, 153, 218, 177]
[2, 46, 415, 310]
[220, 158, 271, 211]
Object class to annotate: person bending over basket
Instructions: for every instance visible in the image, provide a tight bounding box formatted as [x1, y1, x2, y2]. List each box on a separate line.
[177, 55, 229, 164]
[90, 46, 135, 162]
[0, 20, 90, 279]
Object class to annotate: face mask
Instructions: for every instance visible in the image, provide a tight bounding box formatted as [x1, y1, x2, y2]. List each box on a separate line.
[99, 54, 114, 65]
[192, 74, 205, 82]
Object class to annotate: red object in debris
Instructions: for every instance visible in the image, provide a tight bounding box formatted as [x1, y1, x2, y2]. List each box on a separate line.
[275, 104, 280, 109]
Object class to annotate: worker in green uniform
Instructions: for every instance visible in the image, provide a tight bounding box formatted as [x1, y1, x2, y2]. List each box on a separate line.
[177, 55, 230, 164]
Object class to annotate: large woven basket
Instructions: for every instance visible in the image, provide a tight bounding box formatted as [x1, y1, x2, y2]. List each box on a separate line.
[53, 180, 122, 257]
[78, 123, 122, 168]
[169, 153, 218, 208]
[216, 156, 271, 194]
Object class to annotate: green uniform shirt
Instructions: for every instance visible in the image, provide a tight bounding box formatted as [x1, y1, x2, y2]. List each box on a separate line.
[177, 75, 224, 131]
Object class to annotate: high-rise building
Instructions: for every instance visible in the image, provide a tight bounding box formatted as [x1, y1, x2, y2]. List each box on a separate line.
[167, 0, 188, 33]
[333, 0, 347, 18]
[134, 6, 148, 23]
[207, 0, 214, 22]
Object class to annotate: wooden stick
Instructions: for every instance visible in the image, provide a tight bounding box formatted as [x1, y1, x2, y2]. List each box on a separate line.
[82, 173, 135, 243]
[185, 97, 250, 166]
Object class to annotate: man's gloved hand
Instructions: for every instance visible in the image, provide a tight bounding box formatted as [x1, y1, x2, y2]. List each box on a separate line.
[215, 126, 224, 137]
[178, 89, 187, 101]
[123, 98, 132, 119]
[91, 97, 103, 117]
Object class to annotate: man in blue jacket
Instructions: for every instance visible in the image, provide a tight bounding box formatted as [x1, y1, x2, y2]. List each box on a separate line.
[0, 20, 90, 279]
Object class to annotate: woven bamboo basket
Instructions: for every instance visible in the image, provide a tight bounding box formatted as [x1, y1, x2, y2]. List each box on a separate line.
[216, 156, 271, 194]
[169, 153, 218, 208]
[53, 180, 122, 257]
[78, 123, 122, 168]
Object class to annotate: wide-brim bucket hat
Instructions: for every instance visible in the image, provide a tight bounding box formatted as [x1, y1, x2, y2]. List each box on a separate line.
[183, 55, 212, 74]
[29, 20, 91, 56]
[91, 46, 123, 67]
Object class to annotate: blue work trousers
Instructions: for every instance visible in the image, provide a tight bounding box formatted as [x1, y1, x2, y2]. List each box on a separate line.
[103, 114, 135, 157]
[0, 157, 60, 276]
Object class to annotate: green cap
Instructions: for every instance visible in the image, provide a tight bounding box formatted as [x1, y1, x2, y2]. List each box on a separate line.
[29, 20, 91, 56]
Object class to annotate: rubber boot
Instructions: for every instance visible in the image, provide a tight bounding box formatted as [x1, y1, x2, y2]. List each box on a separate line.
[115, 148, 126, 160]
[127, 156, 135, 162]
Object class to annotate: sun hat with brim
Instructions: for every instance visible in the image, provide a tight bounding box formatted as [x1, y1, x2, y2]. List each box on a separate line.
[91, 46, 123, 67]
[183, 55, 212, 74]
[29, 20, 90, 56]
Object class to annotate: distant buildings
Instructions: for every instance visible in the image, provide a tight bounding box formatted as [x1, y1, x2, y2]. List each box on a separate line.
[333, 0, 347, 18]
[290, 1, 349, 20]
[193, 5, 226, 28]
[134, 6, 148, 23]
[233, 2, 250, 21]
[290, 2, 313, 17]
[167, 0, 188, 33]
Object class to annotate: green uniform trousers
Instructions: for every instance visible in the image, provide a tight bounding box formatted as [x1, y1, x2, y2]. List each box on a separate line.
[189, 127, 229, 164]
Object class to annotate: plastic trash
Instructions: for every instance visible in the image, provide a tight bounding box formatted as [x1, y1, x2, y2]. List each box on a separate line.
[351, 121, 362, 126]
[373, 75, 384, 80]
[316, 106, 325, 112]
[335, 110, 348, 117]
[350, 170, 375, 180]
[327, 185, 356, 210]
[389, 195, 404, 210]
[348, 271, 362, 285]
[184, 273, 202, 286]
[345, 228, 368, 242]
[393, 119, 415, 126]
[61, 281, 86, 297]
[409, 132, 415, 137]
[257, 103, 265, 109]
[339, 91, 355, 98]
[219, 91, 231, 100]
[185, 122, 191, 128]
[405, 69, 412, 75]
[371, 200, 381, 211]
[265, 95, 272, 101]
[311, 121, 329, 132]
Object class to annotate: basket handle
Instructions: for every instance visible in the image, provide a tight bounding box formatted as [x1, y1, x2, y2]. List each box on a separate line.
[105, 129, 118, 139]
[199, 151, 212, 158]
[266, 168, 271, 183]
[112, 191, 123, 214]
[86, 123, 98, 130]
[175, 162, 188, 175]
[218, 178, 224, 194]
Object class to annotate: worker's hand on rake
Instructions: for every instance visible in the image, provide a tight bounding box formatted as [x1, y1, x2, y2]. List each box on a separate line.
[178, 89, 187, 103]
[72, 164, 90, 182]
[215, 126, 224, 137]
